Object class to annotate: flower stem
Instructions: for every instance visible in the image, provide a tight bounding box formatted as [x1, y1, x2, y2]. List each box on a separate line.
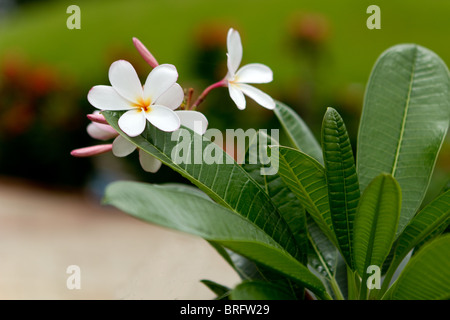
[185, 88, 194, 110]
[191, 79, 227, 109]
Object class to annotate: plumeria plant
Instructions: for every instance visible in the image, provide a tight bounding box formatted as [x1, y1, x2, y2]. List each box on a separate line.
[72, 28, 450, 300]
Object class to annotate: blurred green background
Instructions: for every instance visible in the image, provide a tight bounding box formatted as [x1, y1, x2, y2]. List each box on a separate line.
[0, 0, 449, 200]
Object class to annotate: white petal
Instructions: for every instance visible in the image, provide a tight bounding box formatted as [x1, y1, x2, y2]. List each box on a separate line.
[87, 85, 134, 111]
[139, 150, 162, 173]
[153, 83, 184, 110]
[118, 109, 147, 137]
[145, 105, 181, 132]
[143, 64, 178, 101]
[226, 28, 243, 76]
[235, 63, 273, 84]
[112, 135, 136, 157]
[238, 84, 275, 110]
[87, 122, 118, 140]
[108, 60, 143, 102]
[175, 111, 208, 135]
[228, 83, 246, 110]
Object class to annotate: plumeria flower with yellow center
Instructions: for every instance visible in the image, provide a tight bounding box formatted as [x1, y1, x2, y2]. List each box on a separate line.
[87, 60, 182, 137]
[225, 28, 275, 110]
[71, 108, 208, 173]
[112, 107, 208, 173]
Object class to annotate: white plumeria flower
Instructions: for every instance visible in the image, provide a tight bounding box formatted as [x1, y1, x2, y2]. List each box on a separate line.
[76, 104, 208, 173]
[112, 107, 208, 173]
[225, 28, 276, 110]
[87, 60, 182, 137]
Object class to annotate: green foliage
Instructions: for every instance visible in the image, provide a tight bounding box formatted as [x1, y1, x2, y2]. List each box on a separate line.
[274, 102, 323, 164]
[102, 113, 300, 260]
[321, 107, 360, 268]
[353, 174, 401, 278]
[230, 281, 297, 300]
[383, 235, 450, 300]
[357, 44, 450, 236]
[102, 44, 449, 300]
[353, 174, 401, 299]
[275, 146, 336, 246]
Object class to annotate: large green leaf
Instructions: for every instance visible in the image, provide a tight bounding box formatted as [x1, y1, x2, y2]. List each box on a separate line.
[230, 281, 297, 300]
[384, 234, 450, 300]
[274, 102, 323, 164]
[379, 189, 450, 295]
[322, 107, 360, 268]
[104, 181, 330, 299]
[273, 146, 336, 246]
[103, 111, 299, 259]
[357, 44, 450, 237]
[353, 174, 401, 278]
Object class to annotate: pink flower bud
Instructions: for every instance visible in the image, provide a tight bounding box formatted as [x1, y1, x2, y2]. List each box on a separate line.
[70, 144, 113, 157]
[133, 37, 159, 68]
[87, 113, 109, 125]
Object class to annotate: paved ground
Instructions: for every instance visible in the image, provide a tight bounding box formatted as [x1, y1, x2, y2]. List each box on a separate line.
[0, 177, 240, 300]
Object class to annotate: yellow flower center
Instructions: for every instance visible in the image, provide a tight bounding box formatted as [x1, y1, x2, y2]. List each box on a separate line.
[134, 97, 152, 113]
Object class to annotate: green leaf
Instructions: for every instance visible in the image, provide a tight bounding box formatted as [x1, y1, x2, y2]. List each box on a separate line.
[322, 107, 360, 268]
[357, 44, 450, 237]
[243, 131, 308, 263]
[200, 280, 231, 300]
[353, 174, 401, 278]
[274, 102, 323, 164]
[103, 111, 299, 259]
[273, 146, 336, 246]
[207, 242, 244, 277]
[103, 181, 330, 299]
[384, 234, 450, 300]
[307, 216, 345, 300]
[307, 216, 337, 279]
[230, 281, 297, 300]
[412, 222, 448, 256]
[211, 231, 307, 298]
[412, 185, 450, 255]
[264, 174, 308, 264]
[159, 183, 212, 201]
[388, 189, 450, 277]
[209, 241, 291, 285]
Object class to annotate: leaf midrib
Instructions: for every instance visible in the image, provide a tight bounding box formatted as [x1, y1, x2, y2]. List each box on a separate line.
[277, 147, 336, 246]
[278, 149, 323, 220]
[391, 47, 418, 177]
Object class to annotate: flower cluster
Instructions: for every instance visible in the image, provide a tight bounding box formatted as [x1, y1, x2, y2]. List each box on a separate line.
[71, 28, 275, 173]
